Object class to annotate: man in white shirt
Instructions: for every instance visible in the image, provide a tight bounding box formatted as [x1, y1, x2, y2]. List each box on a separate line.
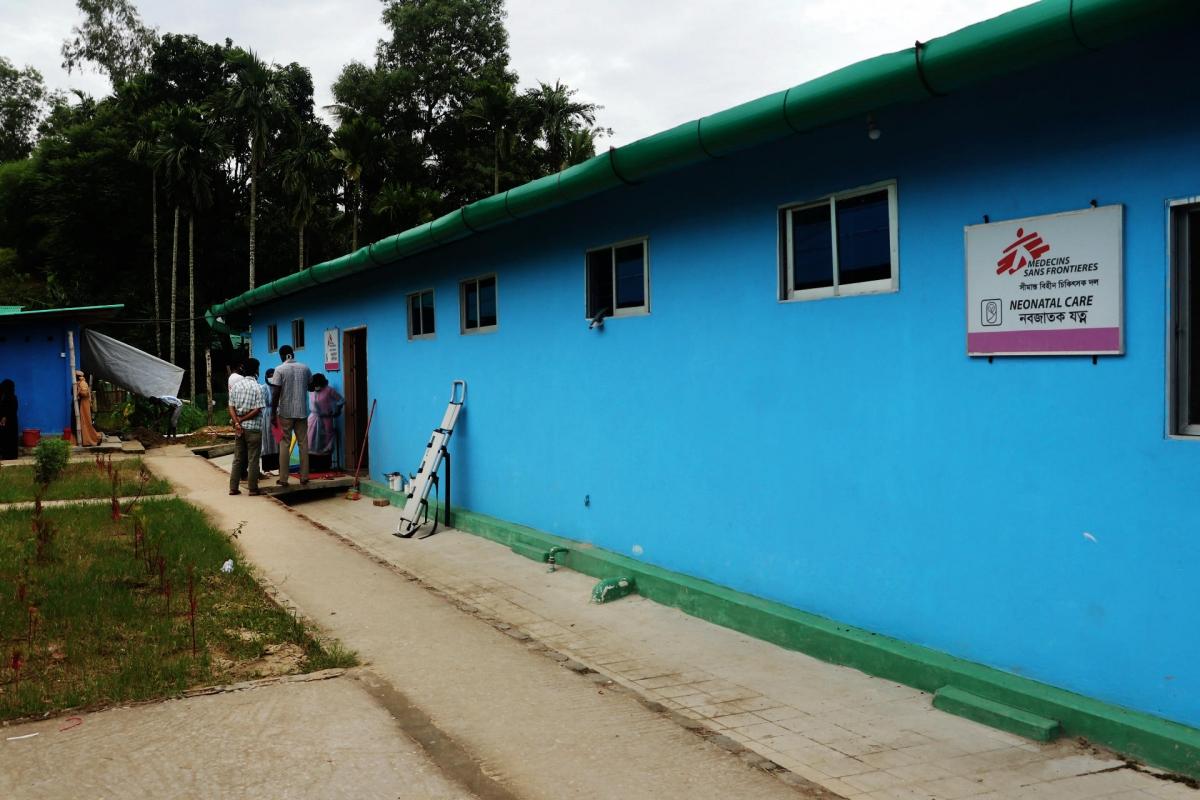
[228, 358, 265, 496]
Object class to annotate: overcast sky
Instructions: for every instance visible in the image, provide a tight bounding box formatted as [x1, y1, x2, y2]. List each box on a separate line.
[5, 0, 1031, 147]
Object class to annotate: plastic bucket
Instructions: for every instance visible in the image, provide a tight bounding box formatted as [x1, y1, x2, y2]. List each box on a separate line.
[21, 429, 40, 448]
[385, 472, 404, 491]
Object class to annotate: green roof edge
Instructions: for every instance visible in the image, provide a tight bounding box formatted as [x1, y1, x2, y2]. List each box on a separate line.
[0, 304, 124, 318]
[207, 0, 1197, 323]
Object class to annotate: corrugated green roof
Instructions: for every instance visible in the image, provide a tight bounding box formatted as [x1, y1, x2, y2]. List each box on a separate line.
[207, 0, 1198, 326]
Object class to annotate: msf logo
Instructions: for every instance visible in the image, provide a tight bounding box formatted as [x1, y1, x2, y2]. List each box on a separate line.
[996, 227, 1051, 275]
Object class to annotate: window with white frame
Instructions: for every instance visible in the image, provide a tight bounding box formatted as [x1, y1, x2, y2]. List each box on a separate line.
[408, 289, 436, 339]
[1171, 201, 1200, 435]
[586, 238, 649, 319]
[460, 275, 498, 333]
[291, 318, 305, 349]
[266, 323, 278, 353]
[779, 182, 898, 301]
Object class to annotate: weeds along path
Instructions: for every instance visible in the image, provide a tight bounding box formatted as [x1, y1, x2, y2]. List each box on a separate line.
[148, 448, 809, 800]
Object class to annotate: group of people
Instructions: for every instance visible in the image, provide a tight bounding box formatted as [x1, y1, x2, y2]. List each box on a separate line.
[226, 346, 344, 496]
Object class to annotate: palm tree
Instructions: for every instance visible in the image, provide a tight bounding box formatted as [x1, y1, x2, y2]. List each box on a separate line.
[119, 77, 164, 357]
[154, 105, 225, 399]
[464, 84, 518, 195]
[563, 127, 602, 168]
[526, 81, 601, 172]
[331, 116, 383, 251]
[227, 49, 280, 289]
[276, 121, 328, 271]
[374, 182, 439, 229]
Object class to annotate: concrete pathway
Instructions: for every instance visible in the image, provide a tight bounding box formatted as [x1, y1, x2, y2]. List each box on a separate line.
[197, 447, 1200, 800]
[0, 672, 469, 799]
[0, 493, 175, 512]
[147, 447, 812, 799]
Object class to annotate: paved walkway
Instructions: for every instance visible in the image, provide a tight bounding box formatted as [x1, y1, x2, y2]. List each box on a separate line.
[161, 448, 1198, 800]
[0, 493, 175, 511]
[148, 447, 811, 799]
[0, 672, 469, 799]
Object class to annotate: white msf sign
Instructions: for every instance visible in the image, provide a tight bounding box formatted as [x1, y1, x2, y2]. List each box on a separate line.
[324, 328, 339, 371]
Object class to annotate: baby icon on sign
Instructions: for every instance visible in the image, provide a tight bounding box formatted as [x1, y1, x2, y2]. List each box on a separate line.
[982, 298, 1001, 327]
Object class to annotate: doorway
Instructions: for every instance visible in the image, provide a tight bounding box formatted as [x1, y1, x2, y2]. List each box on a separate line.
[343, 328, 369, 471]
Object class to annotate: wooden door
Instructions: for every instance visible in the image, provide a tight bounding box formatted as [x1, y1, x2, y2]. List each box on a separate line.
[342, 329, 369, 471]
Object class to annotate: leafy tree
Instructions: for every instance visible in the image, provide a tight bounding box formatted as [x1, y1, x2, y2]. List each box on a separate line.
[60, 0, 158, 87]
[376, 0, 511, 142]
[0, 59, 50, 162]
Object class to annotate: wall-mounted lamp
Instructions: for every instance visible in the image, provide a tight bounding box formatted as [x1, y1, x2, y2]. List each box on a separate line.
[867, 114, 881, 141]
[588, 308, 609, 330]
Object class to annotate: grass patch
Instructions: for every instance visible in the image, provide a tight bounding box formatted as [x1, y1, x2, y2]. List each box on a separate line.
[0, 459, 172, 503]
[0, 498, 356, 719]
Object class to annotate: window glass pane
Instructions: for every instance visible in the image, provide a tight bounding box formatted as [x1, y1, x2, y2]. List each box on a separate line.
[464, 281, 479, 329]
[409, 295, 419, 337]
[587, 249, 613, 318]
[614, 243, 645, 309]
[1188, 212, 1200, 425]
[421, 290, 435, 335]
[292, 320, 304, 349]
[790, 204, 834, 292]
[836, 190, 891, 285]
[479, 276, 497, 327]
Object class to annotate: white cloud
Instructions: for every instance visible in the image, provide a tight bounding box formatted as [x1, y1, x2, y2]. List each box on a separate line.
[6, 0, 1030, 143]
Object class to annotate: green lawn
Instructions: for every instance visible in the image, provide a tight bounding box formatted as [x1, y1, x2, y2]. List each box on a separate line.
[0, 459, 172, 503]
[0, 498, 356, 719]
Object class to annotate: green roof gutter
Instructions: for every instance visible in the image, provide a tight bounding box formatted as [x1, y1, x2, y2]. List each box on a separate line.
[206, 0, 1197, 324]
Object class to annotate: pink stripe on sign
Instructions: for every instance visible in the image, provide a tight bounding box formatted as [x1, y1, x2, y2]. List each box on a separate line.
[968, 327, 1121, 354]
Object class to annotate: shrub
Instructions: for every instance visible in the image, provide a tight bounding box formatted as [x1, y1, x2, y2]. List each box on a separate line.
[176, 403, 207, 434]
[33, 438, 70, 486]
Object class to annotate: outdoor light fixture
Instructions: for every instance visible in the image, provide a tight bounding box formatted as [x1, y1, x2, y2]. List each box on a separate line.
[867, 115, 881, 141]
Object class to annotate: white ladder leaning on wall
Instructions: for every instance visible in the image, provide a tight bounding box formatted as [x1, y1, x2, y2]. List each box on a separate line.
[394, 380, 466, 539]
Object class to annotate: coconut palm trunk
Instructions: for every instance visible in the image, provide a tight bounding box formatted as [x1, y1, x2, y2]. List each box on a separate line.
[152, 173, 161, 358]
[188, 215, 196, 402]
[248, 153, 257, 289]
[298, 224, 305, 271]
[170, 205, 179, 365]
[352, 178, 360, 251]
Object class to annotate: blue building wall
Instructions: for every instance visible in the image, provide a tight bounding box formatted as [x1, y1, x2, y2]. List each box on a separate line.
[0, 322, 76, 436]
[250, 30, 1200, 729]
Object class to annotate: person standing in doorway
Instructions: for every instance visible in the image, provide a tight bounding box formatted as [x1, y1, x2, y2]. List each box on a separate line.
[228, 358, 264, 496]
[306, 374, 344, 472]
[0, 380, 17, 459]
[269, 345, 312, 486]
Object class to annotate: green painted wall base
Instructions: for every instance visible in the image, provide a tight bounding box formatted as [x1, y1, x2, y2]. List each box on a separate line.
[356, 479, 1200, 778]
[934, 686, 1062, 742]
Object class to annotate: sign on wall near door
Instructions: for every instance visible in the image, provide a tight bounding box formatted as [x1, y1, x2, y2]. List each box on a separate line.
[965, 205, 1124, 356]
[324, 327, 340, 371]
